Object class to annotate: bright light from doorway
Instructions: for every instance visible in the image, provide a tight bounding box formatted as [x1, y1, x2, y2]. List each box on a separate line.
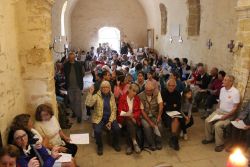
[98, 27, 120, 53]
[61, 1, 68, 36]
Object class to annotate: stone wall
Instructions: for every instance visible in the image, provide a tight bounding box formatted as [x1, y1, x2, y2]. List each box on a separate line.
[16, 0, 57, 116]
[71, 0, 147, 50]
[0, 0, 27, 143]
[0, 0, 57, 143]
[233, 0, 250, 100]
[153, 0, 238, 73]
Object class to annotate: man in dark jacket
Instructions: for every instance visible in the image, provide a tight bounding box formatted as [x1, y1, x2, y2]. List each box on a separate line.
[64, 52, 84, 123]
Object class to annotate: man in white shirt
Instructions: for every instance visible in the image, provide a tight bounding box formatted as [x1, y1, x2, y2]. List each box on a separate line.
[202, 75, 240, 152]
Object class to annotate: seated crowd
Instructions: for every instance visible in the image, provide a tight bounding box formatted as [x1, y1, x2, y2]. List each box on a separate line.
[1, 104, 78, 167]
[1, 43, 250, 166]
[71, 43, 249, 155]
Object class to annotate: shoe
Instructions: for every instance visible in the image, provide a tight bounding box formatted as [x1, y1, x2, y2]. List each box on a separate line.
[149, 145, 156, 151]
[97, 146, 103, 156]
[156, 142, 163, 150]
[133, 144, 141, 154]
[215, 145, 225, 152]
[180, 131, 184, 138]
[126, 146, 133, 155]
[202, 139, 214, 144]
[183, 134, 188, 141]
[201, 114, 209, 120]
[77, 117, 82, 123]
[169, 137, 174, 148]
[113, 144, 121, 152]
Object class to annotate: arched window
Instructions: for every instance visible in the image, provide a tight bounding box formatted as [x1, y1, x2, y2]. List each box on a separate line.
[61, 1, 68, 36]
[159, 3, 167, 35]
[98, 27, 120, 53]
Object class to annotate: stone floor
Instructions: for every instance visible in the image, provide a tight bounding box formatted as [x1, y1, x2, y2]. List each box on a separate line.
[64, 73, 229, 167]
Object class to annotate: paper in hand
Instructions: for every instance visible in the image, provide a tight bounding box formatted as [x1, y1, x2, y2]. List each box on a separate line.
[70, 133, 89, 144]
[208, 114, 223, 122]
[120, 111, 131, 117]
[166, 111, 181, 118]
[55, 153, 72, 163]
[231, 120, 247, 129]
[154, 126, 161, 137]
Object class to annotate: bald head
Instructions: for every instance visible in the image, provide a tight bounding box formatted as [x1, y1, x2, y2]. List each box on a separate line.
[166, 78, 176, 93]
[145, 81, 155, 96]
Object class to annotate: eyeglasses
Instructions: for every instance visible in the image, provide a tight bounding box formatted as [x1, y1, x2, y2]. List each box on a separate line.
[14, 133, 27, 141]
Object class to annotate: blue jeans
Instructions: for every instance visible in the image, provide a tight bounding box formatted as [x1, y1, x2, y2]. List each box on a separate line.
[93, 119, 120, 147]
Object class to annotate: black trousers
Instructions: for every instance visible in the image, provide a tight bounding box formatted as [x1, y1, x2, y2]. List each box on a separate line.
[64, 142, 78, 157]
[205, 94, 218, 110]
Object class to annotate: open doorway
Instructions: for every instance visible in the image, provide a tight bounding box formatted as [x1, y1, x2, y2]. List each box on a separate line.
[98, 27, 120, 53]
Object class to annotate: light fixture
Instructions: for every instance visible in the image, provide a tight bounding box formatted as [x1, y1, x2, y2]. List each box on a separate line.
[227, 40, 243, 53]
[178, 36, 183, 43]
[49, 36, 66, 54]
[169, 35, 173, 43]
[207, 39, 212, 49]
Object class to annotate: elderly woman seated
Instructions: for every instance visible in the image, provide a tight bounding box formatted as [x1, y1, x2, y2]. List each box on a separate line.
[117, 83, 142, 155]
[8, 128, 60, 167]
[86, 81, 121, 156]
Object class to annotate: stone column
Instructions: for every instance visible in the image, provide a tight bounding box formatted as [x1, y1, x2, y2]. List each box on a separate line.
[232, 0, 250, 102]
[16, 0, 57, 114]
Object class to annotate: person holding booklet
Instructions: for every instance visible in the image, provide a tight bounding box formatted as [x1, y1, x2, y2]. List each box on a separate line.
[117, 83, 142, 155]
[139, 82, 163, 151]
[228, 101, 250, 151]
[161, 79, 182, 151]
[202, 75, 240, 152]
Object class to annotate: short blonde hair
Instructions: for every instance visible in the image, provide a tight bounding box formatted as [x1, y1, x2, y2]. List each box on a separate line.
[100, 81, 111, 89]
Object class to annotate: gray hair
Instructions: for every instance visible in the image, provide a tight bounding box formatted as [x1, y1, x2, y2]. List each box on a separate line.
[145, 81, 154, 90]
[100, 81, 111, 89]
[129, 83, 139, 93]
[226, 75, 235, 83]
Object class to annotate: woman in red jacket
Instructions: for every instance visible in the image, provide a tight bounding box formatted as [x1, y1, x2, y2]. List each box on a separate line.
[117, 83, 142, 155]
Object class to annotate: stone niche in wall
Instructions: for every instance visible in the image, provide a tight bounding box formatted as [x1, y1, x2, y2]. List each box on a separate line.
[159, 3, 167, 35]
[187, 0, 201, 36]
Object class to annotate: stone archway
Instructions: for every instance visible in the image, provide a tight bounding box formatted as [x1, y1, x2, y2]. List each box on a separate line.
[187, 0, 201, 36]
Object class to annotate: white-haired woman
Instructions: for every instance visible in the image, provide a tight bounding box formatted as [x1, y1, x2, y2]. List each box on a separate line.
[86, 81, 121, 156]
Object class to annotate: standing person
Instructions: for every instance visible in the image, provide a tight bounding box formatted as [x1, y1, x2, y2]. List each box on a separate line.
[202, 75, 240, 152]
[120, 42, 128, 55]
[85, 81, 121, 156]
[64, 52, 84, 123]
